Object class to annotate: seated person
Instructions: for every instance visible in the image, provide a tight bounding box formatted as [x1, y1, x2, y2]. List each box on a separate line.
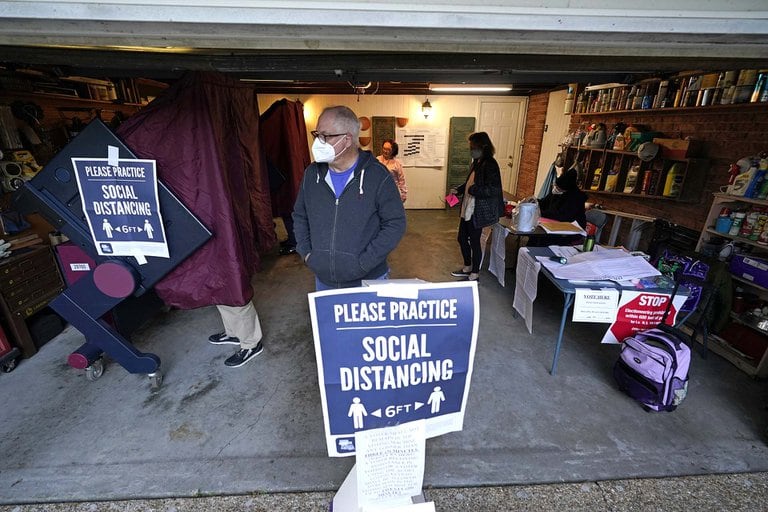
[527, 167, 587, 247]
[540, 166, 587, 227]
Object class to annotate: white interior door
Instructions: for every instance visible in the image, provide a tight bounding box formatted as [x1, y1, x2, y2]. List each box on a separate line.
[478, 98, 527, 195]
[535, 90, 570, 196]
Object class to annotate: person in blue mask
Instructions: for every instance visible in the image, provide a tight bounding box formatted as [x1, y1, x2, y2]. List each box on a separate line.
[293, 106, 406, 290]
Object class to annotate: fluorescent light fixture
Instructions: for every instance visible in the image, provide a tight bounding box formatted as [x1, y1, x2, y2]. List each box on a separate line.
[429, 84, 512, 92]
[38, 44, 197, 53]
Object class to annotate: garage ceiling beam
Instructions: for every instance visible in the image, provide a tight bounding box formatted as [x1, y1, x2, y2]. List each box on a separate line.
[2, 46, 765, 89]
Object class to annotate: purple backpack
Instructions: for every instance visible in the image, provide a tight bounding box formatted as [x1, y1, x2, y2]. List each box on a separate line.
[613, 326, 690, 412]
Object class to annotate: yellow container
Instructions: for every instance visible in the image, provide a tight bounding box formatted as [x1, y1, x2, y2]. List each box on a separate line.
[590, 168, 602, 190]
[663, 163, 684, 198]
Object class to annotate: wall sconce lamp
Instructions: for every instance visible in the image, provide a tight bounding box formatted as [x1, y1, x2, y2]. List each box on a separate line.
[421, 98, 433, 119]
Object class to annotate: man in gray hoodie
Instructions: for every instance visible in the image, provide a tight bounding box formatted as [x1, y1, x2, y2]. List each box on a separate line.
[293, 106, 406, 290]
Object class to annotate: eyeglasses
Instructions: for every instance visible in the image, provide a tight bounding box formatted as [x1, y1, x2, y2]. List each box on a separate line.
[311, 131, 347, 144]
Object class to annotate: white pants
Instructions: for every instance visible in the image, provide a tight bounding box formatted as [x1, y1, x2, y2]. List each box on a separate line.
[216, 302, 263, 349]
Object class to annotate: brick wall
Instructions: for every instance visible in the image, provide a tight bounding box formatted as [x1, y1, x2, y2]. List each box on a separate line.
[517, 92, 549, 197]
[566, 105, 768, 231]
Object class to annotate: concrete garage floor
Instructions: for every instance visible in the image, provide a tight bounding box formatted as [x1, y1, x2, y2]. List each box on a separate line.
[1, 209, 767, 509]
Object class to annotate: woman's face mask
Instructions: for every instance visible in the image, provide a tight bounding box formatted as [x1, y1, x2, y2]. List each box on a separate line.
[470, 149, 483, 160]
[312, 135, 347, 163]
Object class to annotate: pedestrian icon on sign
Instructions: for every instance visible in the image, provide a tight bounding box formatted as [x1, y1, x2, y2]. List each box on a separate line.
[348, 397, 367, 429]
[428, 386, 446, 414]
[102, 218, 114, 238]
[144, 219, 154, 239]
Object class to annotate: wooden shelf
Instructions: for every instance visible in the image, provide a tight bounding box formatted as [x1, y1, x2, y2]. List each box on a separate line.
[704, 227, 768, 250]
[697, 192, 768, 378]
[0, 90, 142, 108]
[707, 333, 760, 374]
[134, 77, 169, 90]
[603, 149, 637, 156]
[732, 275, 768, 293]
[590, 189, 690, 202]
[681, 323, 762, 377]
[575, 146, 701, 164]
[729, 311, 768, 336]
[571, 102, 768, 117]
[566, 144, 707, 203]
[713, 192, 768, 207]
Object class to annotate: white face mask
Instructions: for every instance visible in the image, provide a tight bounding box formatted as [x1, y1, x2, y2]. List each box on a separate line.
[312, 136, 347, 163]
[470, 149, 483, 160]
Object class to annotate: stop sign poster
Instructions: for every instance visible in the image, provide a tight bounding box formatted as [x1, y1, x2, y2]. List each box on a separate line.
[72, 155, 168, 259]
[601, 290, 686, 344]
[309, 281, 479, 457]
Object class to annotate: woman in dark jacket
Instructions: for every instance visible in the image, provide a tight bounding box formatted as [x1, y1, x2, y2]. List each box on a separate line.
[450, 132, 504, 282]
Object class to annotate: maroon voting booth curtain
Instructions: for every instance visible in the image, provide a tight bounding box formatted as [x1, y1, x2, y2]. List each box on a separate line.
[117, 72, 275, 309]
[259, 99, 311, 217]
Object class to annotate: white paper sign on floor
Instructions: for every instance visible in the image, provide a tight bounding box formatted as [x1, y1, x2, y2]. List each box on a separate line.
[355, 420, 426, 511]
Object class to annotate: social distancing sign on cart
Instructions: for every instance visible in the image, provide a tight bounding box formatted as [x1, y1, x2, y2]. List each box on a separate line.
[309, 281, 479, 457]
[73, 148, 168, 260]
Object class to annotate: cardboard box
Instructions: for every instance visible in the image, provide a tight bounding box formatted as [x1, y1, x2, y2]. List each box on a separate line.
[627, 131, 663, 152]
[653, 138, 704, 159]
[730, 254, 768, 288]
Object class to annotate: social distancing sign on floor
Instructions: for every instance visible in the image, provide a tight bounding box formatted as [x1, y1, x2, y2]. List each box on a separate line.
[309, 281, 479, 457]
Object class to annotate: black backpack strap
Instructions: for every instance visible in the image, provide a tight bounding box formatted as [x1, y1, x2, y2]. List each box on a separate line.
[659, 279, 680, 326]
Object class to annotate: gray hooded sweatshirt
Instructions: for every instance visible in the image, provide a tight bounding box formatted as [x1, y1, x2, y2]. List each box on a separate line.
[293, 150, 406, 288]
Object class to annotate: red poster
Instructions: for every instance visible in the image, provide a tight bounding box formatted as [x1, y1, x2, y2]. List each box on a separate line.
[601, 290, 686, 344]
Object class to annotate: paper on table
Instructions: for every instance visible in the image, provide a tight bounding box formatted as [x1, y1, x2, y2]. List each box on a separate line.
[537, 256, 568, 273]
[488, 223, 509, 287]
[560, 247, 629, 264]
[513, 247, 541, 333]
[538, 246, 625, 273]
[551, 245, 620, 257]
[549, 253, 661, 281]
[549, 245, 580, 258]
[539, 220, 586, 235]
